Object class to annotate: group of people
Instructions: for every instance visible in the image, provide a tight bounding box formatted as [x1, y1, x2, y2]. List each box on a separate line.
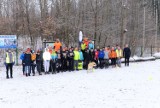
[4, 38, 131, 79]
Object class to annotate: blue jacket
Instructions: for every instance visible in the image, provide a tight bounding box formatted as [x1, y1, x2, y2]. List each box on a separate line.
[79, 51, 84, 61]
[98, 51, 105, 59]
[88, 43, 94, 50]
[20, 53, 25, 60]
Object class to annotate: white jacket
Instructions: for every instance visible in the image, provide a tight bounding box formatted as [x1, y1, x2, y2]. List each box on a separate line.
[43, 51, 51, 61]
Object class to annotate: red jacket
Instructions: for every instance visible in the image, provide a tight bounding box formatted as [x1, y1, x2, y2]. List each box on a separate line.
[94, 51, 99, 60]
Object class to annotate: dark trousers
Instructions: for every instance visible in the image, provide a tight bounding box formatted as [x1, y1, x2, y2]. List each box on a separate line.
[6, 63, 13, 78]
[104, 59, 109, 68]
[36, 62, 42, 74]
[125, 57, 130, 66]
[94, 59, 99, 68]
[62, 58, 67, 72]
[22, 62, 25, 75]
[99, 58, 104, 69]
[83, 60, 89, 70]
[111, 58, 116, 66]
[51, 60, 56, 73]
[30, 63, 36, 75]
[56, 59, 62, 72]
[69, 58, 74, 71]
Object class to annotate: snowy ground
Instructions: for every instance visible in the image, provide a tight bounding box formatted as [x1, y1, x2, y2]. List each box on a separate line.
[0, 61, 160, 108]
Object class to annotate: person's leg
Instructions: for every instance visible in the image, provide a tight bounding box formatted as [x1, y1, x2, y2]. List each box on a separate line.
[76, 60, 78, 70]
[118, 58, 121, 67]
[62, 60, 64, 72]
[9, 63, 13, 78]
[111, 58, 113, 67]
[25, 66, 29, 77]
[31, 63, 35, 76]
[125, 58, 127, 66]
[74, 60, 76, 70]
[47, 61, 50, 73]
[104, 59, 107, 68]
[114, 58, 117, 67]
[106, 59, 109, 68]
[22, 61, 25, 75]
[116, 58, 119, 67]
[25, 66, 27, 76]
[99, 59, 101, 68]
[44, 60, 47, 73]
[71, 59, 74, 71]
[127, 58, 130, 66]
[6, 64, 9, 79]
[68, 59, 71, 71]
[53, 62, 56, 73]
[38, 62, 42, 75]
[37, 62, 40, 74]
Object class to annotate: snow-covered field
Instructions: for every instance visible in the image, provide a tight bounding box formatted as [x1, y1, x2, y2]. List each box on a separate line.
[0, 60, 160, 108]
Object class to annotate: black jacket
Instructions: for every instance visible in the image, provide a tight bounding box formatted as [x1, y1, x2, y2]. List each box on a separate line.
[24, 53, 32, 66]
[84, 50, 90, 61]
[67, 50, 74, 59]
[123, 47, 131, 58]
[36, 54, 42, 63]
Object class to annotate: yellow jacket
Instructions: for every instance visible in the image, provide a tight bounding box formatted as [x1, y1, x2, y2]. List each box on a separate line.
[116, 49, 123, 58]
[6, 52, 14, 63]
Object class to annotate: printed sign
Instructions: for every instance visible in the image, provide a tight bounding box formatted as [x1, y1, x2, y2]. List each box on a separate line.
[0, 35, 17, 48]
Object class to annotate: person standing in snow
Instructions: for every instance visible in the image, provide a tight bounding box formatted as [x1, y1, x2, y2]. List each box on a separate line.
[98, 49, 105, 69]
[24, 48, 32, 77]
[104, 47, 110, 68]
[5, 49, 15, 79]
[73, 47, 80, 71]
[67, 48, 74, 72]
[61, 48, 68, 72]
[94, 49, 99, 69]
[43, 48, 51, 74]
[83, 49, 90, 70]
[51, 49, 58, 74]
[20, 51, 25, 75]
[30, 50, 36, 76]
[123, 44, 131, 66]
[56, 50, 62, 73]
[109, 47, 117, 68]
[116, 46, 123, 67]
[89, 49, 95, 62]
[36, 50, 42, 75]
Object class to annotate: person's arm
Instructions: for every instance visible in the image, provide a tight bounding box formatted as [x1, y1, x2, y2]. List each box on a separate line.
[123, 49, 125, 57]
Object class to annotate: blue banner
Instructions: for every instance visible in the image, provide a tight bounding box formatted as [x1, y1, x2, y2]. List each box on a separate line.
[0, 35, 17, 48]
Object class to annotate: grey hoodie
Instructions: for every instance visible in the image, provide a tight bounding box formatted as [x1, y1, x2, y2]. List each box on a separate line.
[104, 51, 109, 59]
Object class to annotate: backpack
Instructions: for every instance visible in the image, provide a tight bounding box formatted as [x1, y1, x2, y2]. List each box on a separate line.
[31, 54, 36, 61]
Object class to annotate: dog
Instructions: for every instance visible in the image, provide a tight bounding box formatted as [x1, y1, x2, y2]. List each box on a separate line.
[87, 62, 97, 73]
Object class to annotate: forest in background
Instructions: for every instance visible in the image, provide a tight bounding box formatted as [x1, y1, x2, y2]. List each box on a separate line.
[0, 0, 160, 56]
